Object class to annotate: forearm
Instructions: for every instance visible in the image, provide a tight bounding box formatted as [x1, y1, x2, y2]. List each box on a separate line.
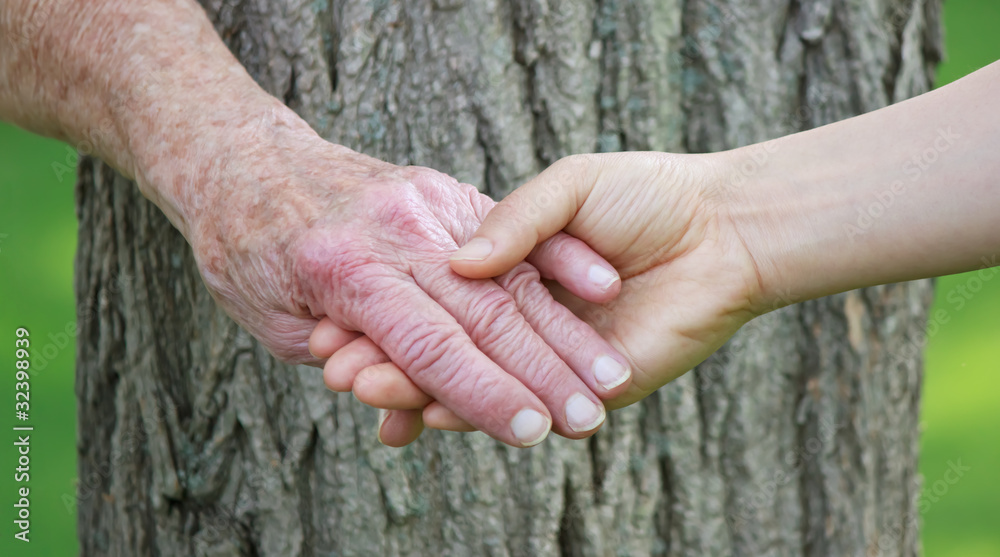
[0, 0, 317, 237]
[730, 61, 1000, 311]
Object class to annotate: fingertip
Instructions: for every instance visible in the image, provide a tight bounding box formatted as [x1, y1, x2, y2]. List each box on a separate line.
[587, 264, 622, 297]
[563, 393, 607, 436]
[377, 409, 425, 447]
[527, 234, 622, 304]
[566, 265, 622, 304]
[448, 237, 527, 280]
[510, 408, 551, 447]
[323, 358, 354, 392]
[449, 237, 494, 262]
[593, 354, 633, 397]
[448, 256, 503, 280]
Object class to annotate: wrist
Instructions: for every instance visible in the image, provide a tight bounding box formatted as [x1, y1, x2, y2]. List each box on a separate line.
[716, 142, 821, 315]
[128, 90, 314, 238]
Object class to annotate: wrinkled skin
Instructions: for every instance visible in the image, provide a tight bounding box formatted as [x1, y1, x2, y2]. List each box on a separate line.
[312, 152, 766, 443]
[187, 124, 632, 447]
[1, 0, 631, 449]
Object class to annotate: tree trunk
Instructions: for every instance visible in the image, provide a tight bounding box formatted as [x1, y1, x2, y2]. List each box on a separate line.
[73, 1, 942, 555]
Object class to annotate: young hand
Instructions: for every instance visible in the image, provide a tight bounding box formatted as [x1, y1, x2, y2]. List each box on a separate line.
[311, 151, 766, 438]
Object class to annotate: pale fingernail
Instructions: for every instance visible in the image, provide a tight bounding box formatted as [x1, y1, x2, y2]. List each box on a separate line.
[376, 409, 389, 445]
[565, 393, 606, 432]
[510, 409, 550, 447]
[450, 238, 494, 261]
[587, 264, 620, 291]
[594, 355, 630, 390]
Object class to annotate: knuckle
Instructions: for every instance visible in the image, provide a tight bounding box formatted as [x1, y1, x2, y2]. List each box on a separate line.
[551, 153, 592, 179]
[364, 186, 426, 232]
[542, 153, 597, 198]
[533, 234, 575, 269]
[458, 286, 570, 397]
[392, 325, 465, 379]
[488, 196, 529, 226]
[513, 351, 565, 398]
[461, 287, 522, 343]
[466, 188, 496, 222]
[494, 264, 545, 306]
[496, 264, 593, 362]
[392, 325, 516, 414]
[291, 233, 341, 283]
[405, 166, 459, 202]
[364, 185, 455, 250]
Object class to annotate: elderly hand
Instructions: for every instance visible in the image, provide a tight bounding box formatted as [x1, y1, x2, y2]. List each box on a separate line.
[311, 151, 764, 441]
[175, 110, 633, 448]
[0, 0, 633, 449]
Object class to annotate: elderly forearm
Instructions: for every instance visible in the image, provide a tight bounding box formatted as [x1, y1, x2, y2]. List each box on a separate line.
[0, 0, 313, 236]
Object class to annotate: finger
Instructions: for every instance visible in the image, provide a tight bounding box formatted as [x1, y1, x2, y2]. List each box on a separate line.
[326, 345, 436, 411]
[449, 187, 631, 400]
[423, 402, 476, 432]
[494, 263, 632, 400]
[459, 185, 620, 304]
[309, 317, 363, 359]
[377, 409, 425, 447]
[414, 260, 608, 440]
[527, 231, 621, 304]
[342, 275, 555, 448]
[450, 154, 601, 279]
[323, 336, 390, 392]
[353, 362, 434, 409]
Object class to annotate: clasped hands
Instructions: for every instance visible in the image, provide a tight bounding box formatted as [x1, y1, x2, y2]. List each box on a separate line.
[5, 0, 993, 452]
[186, 108, 763, 449]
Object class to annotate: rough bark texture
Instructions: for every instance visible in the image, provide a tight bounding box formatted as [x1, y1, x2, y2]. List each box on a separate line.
[74, 1, 942, 555]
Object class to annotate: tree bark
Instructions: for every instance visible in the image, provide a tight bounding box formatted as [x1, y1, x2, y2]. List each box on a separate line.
[74, 1, 942, 555]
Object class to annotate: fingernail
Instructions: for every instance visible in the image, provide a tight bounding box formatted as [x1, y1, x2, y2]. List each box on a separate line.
[565, 393, 605, 432]
[376, 409, 389, 445]
[510, 408, 550, 447]
[588, 264, 620, 291]
[594, 355, 630, 390]
[450, 238, 493, 261]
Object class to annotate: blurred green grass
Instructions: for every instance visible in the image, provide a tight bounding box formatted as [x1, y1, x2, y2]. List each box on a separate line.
[0, 2, 998, 555]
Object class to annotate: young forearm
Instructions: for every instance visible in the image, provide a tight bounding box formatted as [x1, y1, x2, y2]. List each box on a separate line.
[730, 61, 1000, 310]
[0, 0, 315, 236]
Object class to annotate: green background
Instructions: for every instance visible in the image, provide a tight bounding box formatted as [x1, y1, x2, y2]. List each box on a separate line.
[1, 2, 998, 555]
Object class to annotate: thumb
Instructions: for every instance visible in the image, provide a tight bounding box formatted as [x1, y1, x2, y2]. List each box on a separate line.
[450, 154, 601, 279]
